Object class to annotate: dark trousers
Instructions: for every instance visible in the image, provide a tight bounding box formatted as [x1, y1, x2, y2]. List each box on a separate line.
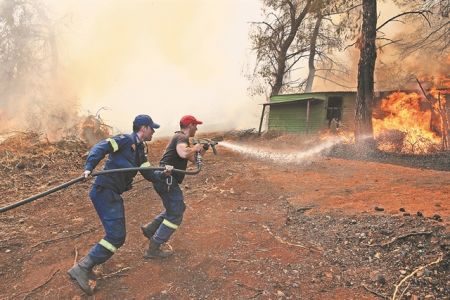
[87, 185, 126, 264]
[150, 178, 186, 244]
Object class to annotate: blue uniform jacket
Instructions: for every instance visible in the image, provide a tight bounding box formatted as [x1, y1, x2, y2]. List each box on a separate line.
[85, 132, 161, 194]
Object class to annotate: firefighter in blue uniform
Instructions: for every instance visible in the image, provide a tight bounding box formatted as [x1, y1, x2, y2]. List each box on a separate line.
[68, 114, 165, 295]
[141, 115, 207, 258]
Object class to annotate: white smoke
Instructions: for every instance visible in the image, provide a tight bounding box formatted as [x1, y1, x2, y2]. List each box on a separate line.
[47, 0, 264, 137]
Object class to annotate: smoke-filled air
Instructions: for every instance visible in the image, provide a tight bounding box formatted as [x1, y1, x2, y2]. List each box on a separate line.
[0, 0, 263, 139]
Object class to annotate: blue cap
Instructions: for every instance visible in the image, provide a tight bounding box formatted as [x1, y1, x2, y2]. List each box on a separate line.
[133, 114, 160, 129]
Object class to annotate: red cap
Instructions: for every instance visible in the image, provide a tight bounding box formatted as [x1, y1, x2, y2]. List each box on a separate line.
[180, 115, 203, 126]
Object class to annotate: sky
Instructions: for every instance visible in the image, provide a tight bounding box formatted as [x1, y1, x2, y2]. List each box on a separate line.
[46, 0, 264, 136]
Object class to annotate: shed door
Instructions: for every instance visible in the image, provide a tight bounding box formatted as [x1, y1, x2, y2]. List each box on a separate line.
[326, 96, 343, 126]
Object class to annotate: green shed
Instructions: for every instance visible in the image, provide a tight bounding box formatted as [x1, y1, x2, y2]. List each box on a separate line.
[258, 91, 357, 134]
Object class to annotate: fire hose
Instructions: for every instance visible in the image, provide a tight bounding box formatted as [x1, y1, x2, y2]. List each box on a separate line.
[0, 165, 198, 214]
[1, 139, 219, 214]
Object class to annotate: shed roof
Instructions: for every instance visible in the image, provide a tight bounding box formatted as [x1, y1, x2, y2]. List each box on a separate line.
[270, 91, 356, 103]
[261, 98, 324, 106]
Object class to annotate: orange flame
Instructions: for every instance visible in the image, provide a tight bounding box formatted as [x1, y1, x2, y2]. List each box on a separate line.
[319, 123, 355, 144]
[372, 91, 445, 154]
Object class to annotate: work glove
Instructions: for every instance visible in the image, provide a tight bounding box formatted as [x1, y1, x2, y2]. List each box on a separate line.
[83, 170, 91, 179]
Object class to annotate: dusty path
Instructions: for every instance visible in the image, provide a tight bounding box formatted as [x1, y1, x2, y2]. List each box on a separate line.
[1, 138, 449, 299]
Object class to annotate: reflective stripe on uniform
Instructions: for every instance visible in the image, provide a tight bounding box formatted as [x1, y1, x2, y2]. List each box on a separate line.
[99, 239, 117, 253]
[106, 138, 119, 152]
[162, 219, 179, 230]
[140, 161, 151, 167]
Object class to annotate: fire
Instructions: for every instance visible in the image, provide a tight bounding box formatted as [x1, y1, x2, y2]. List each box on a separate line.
[372, 91, 446, 154]
[319, 124, 355, 144]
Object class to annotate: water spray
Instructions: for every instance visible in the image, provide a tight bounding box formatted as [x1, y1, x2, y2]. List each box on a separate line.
[219, 136, 344, 164]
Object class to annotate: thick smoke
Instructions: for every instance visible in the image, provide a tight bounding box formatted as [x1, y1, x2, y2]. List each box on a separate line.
[1, 0, 263, 139]
[0, 0, 80, 140]
[312, 2, 449, 93]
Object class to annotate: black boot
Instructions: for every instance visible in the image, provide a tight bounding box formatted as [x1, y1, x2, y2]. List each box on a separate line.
[144, 240, 173, 259]
[140, 219, 162, 239]
[68, 255, 96, 295]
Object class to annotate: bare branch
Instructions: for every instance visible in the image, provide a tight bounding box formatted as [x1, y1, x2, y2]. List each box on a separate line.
[377, 39, 403, 50]
[315, 74, 355, 89]
[285, 47, 309, 59]
[376, 10, 431, 32]
[285, 54, 309, 73]
[251, 21, 277, 33]
[401, 20, 450, 55]
[344, 40, 358, 50]
[316, 68, 349, 75]
[268, 12, 286, 28]
[325, 3, 363, 17]
[287, 66, 306, 72]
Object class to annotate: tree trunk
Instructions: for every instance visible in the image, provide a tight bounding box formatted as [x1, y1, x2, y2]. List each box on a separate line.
[305, 14, 322, 93]
[355, 0, 377, 147]
[271, 54, 287, 96]
[270, 0, 312, 96]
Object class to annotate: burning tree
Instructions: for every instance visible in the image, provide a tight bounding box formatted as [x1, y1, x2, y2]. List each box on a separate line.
[354, 0, 448, 148]
[417, 78, 449, 151]
[355, 0, 377, 147]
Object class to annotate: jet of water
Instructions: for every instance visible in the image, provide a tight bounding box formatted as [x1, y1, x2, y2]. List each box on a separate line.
[219, 136, 344, 164]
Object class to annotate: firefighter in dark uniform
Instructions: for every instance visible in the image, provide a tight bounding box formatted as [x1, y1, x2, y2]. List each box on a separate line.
[68, 114, 164, 295]
[141, 115, 207, 258]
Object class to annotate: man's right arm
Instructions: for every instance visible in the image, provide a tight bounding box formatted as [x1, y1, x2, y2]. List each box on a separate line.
[176, 142, 203, 163]
[84, 137, 121, 172]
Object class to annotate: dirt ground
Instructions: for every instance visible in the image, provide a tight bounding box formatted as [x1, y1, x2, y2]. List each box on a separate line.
[0, 132, 449, 299]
